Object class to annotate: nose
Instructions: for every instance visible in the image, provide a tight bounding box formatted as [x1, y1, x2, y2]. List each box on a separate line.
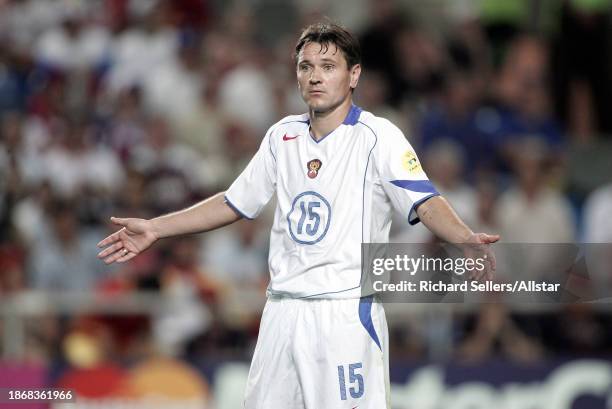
[309, 67, 322, 84]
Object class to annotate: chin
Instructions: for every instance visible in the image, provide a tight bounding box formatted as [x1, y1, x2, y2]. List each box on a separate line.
[307, 99, 337, 113]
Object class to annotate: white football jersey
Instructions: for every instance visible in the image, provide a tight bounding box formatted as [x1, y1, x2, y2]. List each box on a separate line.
[225, 105, 438, 299]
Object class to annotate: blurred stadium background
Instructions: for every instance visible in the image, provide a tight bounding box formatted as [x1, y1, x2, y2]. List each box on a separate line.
[1, 0, 612, 408]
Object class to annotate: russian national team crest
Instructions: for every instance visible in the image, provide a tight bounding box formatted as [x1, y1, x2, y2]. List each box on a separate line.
[307, 159, 322, 179]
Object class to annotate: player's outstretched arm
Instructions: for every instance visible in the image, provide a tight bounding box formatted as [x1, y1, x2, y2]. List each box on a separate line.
[416, 196, 499, 244]
[416, 195, 500, 280]
[97, 192, 241, 264]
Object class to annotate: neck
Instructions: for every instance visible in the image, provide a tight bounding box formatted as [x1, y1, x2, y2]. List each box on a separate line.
[309, 97, 353, 140]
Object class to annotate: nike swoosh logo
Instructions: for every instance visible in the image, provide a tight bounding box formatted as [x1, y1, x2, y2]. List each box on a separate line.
[283, 134, 299, 141]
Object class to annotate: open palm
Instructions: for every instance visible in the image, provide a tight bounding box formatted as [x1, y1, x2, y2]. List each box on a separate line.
[97, 217, 158, 264]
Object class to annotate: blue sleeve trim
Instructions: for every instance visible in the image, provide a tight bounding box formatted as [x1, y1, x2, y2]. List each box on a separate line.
[224, 195, 254, 220]
[408, 192, 440, 225]
[390, 179, 438, 194]
[359, 296, 382, 351]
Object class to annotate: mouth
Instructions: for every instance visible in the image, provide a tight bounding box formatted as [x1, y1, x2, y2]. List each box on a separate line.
[308, 90, 325, 95]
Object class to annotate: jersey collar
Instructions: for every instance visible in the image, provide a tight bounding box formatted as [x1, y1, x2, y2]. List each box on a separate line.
[307, 104, 363, 143]
[342, 104, 362, 126]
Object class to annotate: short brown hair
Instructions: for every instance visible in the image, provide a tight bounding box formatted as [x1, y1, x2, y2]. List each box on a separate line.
[294, 22, 361, 68]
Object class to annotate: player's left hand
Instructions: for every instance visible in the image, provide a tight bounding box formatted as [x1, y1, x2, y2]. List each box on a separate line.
[462, 233, 500, 282]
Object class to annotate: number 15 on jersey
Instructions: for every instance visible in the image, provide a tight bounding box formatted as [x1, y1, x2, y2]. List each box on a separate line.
[287, 191, 332, 245]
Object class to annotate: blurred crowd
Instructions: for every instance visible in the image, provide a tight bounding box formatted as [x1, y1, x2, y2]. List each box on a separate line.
[1, 0, 612, 367]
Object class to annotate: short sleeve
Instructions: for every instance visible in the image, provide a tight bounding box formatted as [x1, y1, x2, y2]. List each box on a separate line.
[225, 127, 277, 219]
[376, 120, 439, 225]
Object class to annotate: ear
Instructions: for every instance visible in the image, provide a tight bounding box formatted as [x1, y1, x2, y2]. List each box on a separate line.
[349, 64, 361, 90]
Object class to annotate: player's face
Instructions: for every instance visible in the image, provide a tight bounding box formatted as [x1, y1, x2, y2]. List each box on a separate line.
[296, 42, 361, 113]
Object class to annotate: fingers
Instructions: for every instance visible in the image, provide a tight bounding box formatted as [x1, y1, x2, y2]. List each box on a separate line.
[111, 217, 130, 227]
[97, 241, 124, 259]
[97, 228, 124, 248]
[97, 217, 142, 265]
[464, 234, 499, 281]
[486, 247, 497, 272]
[479, 233, 500, 244]
[101, 248, 126, 264]
[101, 247, 135, 265]
[116, 251, 137, 263]
[463, 242, 496, 282]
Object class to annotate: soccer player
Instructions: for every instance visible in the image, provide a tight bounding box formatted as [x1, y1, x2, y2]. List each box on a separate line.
[97, 23, 499, 409]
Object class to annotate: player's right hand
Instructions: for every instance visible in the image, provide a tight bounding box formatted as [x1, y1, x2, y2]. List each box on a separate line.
[97, 217, 158, 264]
[463, 232, 500, 282]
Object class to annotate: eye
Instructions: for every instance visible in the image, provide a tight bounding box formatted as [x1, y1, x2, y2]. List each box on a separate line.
[299, 64, 311, 72]
[323, 64, 335, 71]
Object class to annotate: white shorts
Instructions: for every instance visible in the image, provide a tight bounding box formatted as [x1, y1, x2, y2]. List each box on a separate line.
[244, 295, 390, 409]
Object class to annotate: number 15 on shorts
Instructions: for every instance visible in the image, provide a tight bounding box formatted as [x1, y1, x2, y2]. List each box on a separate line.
[337, 362, 364, 400]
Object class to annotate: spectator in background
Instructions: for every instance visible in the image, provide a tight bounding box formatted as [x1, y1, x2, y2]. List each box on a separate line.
[28, 198, 107, 290]
[12, 181, 53, 247]
[394, 24, 446, 105]
[478, 0, 530, 67]
[221, 122, 261, 179]
[200, 219, 268, 288]
[0, 236, 26, 294]
[414, 2, 492, 174]
[9, 112, 59, 190]
[354, 70, 408, 133]
[497, 138, 575, 243]
[153, 236, 221, 355]
[548, 304, 609, 356]
[456, 302, 544, 363]
[113, 169, 153, 220]
[358, 0, 406, 106]
[471, 177, 500, 235]
[26, 70, 68, 126]
[130, 115, 204, 211]
[492, 35, 565, 167]
[105, 0, 178, 95]
[142, 29, 203, 120]
[33, 2, 111, 115]
[171, 84, 232, 191]
[39, 116, 123, 198]
[34, 3, 111, 72]
[423, 141, 477, 226]
[553, 0, 612, 140]
[581, 181, 612, 298]
[168, 0, 211, 30]
[217, 54, 276, 136]
[104, 86, 148, 163]
[446, 2, 492, 82]
[420, 69, 497, 178]
[583, 182, 612, 243]
[0, 40, 27, 114]
[0, 112, 26, 232]
[0, 113, 28, 292]
[0, 0, 67, 54]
